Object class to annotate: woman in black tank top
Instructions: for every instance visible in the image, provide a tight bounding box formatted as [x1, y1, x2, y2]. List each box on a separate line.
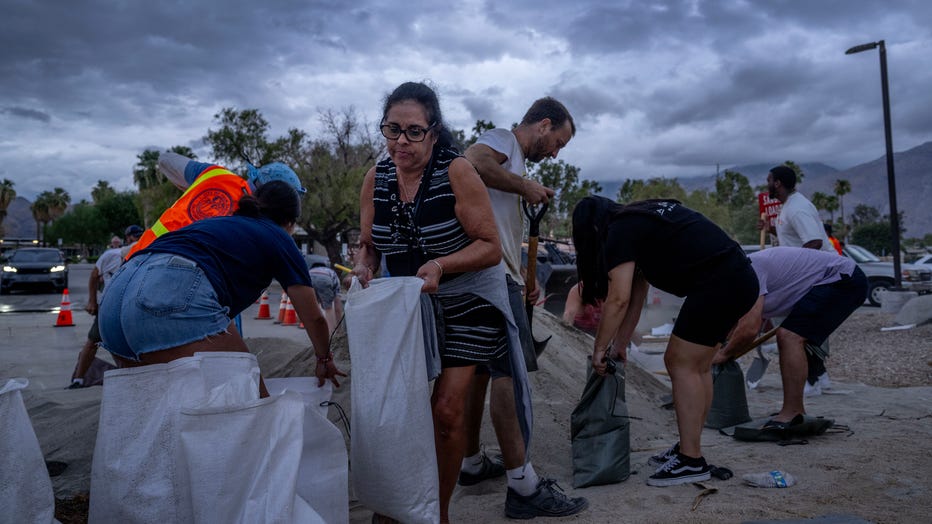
[351, 82, 504, 523]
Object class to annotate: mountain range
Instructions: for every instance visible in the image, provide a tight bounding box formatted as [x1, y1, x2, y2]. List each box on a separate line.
[596, 141, 932, 238]
[3, 142, 931, 241]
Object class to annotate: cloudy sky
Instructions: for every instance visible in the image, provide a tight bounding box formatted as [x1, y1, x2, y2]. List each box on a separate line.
[2, 0, 930, 203]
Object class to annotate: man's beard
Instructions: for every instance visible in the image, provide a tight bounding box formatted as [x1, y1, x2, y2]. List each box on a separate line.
[527, 138, 546, 163]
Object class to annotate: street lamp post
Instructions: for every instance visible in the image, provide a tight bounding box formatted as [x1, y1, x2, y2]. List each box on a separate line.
[845, 40, 902, 289]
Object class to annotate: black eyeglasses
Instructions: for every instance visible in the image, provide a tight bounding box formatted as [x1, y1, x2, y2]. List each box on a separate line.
[380, 123, 435, 142]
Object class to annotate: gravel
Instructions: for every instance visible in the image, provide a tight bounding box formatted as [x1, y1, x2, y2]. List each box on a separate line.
[826, 308, 932, 387]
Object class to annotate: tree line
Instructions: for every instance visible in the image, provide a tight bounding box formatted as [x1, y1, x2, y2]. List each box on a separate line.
[1, 109, 927, 260]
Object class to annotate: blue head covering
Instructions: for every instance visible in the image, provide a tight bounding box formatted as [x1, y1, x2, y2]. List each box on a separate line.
[246, 162, 307, 194]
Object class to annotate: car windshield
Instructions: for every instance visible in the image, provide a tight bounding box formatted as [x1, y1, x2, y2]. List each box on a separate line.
[845, 245, 881, 263]
[10, 250, 62, 263]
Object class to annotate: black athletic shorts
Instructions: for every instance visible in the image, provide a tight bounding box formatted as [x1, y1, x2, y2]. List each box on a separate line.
[672, 253, 760, 347]
[780, 266, 867, 346]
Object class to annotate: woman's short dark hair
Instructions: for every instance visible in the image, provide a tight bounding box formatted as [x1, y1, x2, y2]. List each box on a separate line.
[572, 195, 624, 304]
[381, 81, 456, 151]
[235, 180, 301, 226]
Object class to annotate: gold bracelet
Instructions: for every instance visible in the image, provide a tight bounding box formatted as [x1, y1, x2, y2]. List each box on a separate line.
[429, 259, 444, 275]
[316, 352, 333, 363]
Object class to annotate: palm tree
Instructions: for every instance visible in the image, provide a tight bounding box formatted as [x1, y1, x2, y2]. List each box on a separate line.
[91, 180, 116, 204]
[134, 149, 163, 225]
[834, 179, 851, 238]
[45, 187, 71, 222]
[0, 178, 16, 238]
[31, 193, 51, 243]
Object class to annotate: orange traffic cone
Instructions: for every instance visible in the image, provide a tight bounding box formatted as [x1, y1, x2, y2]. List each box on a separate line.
[54, 288, 75, 327]
[281, 296, 298, 326]
[274, 292, 288, 324]
[255, 290, 272, 319]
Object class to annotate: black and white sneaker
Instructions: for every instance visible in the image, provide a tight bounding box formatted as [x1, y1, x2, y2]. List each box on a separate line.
[647, 441, 679, 468]
[647, 453, 712, 487]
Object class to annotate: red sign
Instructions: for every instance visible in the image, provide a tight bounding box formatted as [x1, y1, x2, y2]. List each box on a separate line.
[758, 193, 782, 228]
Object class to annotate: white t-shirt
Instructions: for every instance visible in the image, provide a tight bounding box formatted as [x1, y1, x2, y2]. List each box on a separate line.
[475, 128, 527, 284]
[95, 247, 124, 298]
[775, 192, 835, 253]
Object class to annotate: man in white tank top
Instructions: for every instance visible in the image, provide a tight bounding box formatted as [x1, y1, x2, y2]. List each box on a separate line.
[460, 98, 588, 518]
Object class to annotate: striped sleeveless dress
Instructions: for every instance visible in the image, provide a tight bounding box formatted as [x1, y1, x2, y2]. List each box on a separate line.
[371, 146, 508, 367]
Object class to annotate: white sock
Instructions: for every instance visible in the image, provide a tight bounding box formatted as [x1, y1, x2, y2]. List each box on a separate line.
[461, 452, 483, 474]
[71, 378, 84, 385]
[507, 463, 540, 496]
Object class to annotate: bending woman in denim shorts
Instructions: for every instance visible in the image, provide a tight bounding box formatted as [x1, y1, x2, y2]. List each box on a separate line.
[572, 196, 759, 487]
[98, 181, 346, 392]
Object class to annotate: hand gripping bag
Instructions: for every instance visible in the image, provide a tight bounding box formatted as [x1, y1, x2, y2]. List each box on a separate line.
[0, 378, 59, 524]
[570, 360, 630, 488]
[345, 277, 439, 524]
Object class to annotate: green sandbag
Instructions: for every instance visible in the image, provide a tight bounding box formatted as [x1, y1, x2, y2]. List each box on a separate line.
[723, 414, 835, 442]
[571, 359, 630, 488]
[705, 360, 752, 429]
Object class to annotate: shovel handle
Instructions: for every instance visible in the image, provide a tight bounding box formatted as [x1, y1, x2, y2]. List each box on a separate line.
[526, 236, 539, 301]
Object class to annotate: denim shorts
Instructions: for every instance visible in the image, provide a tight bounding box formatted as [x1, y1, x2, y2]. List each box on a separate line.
[98, 253, 232, 361]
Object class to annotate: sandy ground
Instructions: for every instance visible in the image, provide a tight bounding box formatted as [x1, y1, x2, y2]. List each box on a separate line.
[4, 290, 932, 523]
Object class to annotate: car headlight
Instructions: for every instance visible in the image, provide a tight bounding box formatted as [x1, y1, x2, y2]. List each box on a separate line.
[902, 270, 919, 282]
[2, 266, 16, 273]
[50, 265, 66, 273]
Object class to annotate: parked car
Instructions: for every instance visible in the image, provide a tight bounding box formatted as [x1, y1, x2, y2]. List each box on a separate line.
[910, 254, 932, 269]
[0, 248, 69, 294]
[842, 244, 932, 306]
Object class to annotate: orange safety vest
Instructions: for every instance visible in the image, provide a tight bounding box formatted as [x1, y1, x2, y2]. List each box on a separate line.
[127, 166, 251, 259]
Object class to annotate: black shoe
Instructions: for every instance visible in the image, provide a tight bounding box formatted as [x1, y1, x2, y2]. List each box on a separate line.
[761, 414, 806, 432]
[647, 441, 679, 468]
[505, 478, 589, 519]
[647, 453, 712, 487]
[458, 452, 505, 486]
[66, 381, 85, 390]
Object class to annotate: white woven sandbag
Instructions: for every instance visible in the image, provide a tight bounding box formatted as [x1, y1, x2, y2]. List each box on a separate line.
[180, 391, 311, 524]
[89, 353, 260, 524]
[0, 378, 59, 524]
[265, 378, 349, 524]
[345, 277, 439, 524]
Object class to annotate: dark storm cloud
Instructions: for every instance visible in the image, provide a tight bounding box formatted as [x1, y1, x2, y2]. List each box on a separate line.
[2, 107, 51, 123]
[1, 0, 930, 202]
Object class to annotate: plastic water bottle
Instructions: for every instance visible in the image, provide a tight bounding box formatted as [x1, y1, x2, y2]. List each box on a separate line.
[742, 470, 797, 488]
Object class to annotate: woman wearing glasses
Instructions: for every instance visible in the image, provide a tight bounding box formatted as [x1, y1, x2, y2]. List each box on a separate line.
[352, 82, 517, 523]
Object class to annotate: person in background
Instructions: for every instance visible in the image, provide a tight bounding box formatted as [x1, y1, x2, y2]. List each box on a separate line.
[824, 223, 844, 255]
[67, 225, 143, 388]
[461, 97, 587, 519]
[562, 281, 601, 335]
[760, 165, 836, 395]
[306, 254, 343, 333]
[573, 196, 758, 487]
[99, 182, 344, 391]
[713, 247, 866, 428]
